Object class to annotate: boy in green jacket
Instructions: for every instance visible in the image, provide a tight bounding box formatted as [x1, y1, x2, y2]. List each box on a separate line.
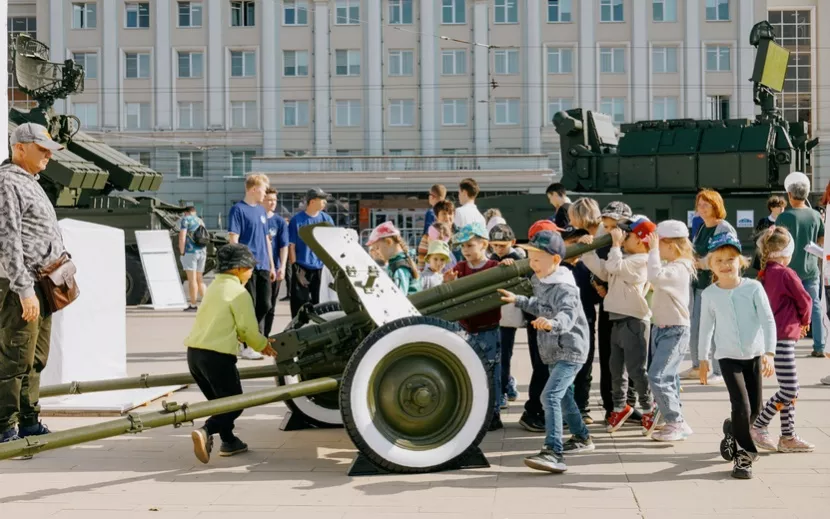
[185, 244, 277, 464]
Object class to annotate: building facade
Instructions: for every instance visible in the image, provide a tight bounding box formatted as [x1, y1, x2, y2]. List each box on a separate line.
[7, 0, 829, 235]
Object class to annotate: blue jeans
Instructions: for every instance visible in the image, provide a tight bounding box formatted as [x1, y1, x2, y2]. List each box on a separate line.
[801, 278, 825, 353]
[470, 329, 501, 416]
[648, 326, 690, 423]
[689, 288, 721, 376]
[543, 361, 589, 453]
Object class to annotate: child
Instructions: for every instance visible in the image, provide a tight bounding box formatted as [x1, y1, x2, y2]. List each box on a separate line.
[582, 215, 656, 433]
[751, 196, 788, 271]
[499, 230, 593, 474]
[444, 222, 504, 430]
[698, 233, 776, 479]
[750, 227, 815, 453]
[421, 240, 451, 290]
[419, 201, 458, 266]
[366, 221, 421, 294]
[185, 244, 278, 464]
[489, 223, 525, 408]
[644, 220, 696, 441]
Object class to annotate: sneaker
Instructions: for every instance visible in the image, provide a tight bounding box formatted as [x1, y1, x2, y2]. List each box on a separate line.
[219, 437, 248, 457]
[183, 305, 198, 312]
[731, 450, 753, 479]
[641, 410, 660, 437]
[809, 351, 827, 358]
[191, 427, 213, 464]
[581, 412, 594, 425]
[17, 422, 51, 437]
[720, 418, 737, 461]
[629, 408, 643, 422]
[519, 412, 546, 433]
[706, 375, 724, 385]
[506, 377, 519, 401]
[499, 394, 509, 410]
[651, 422, 691, 442]
[822, 374, 830, 386]
[680, 367, 700, 380]
[778, 435, 815, 453]
[488, 415, 504, 431]
[239, 345, 264, 361]
[750, 427, 778, 452]
[606, 405, 634, 433]
[524, 447, 567, 473]
[563, 435, 595, 453]
[0, 429, 31, 460]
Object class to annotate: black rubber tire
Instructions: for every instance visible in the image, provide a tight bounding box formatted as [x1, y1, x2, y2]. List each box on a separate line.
[339, 316, 494, 474]
[276, 302, 346, 429]
[125, 249, 151, 306]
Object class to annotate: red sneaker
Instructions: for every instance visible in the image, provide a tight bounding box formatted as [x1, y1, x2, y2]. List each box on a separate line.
[641, 410, 661, 437]
[606, 405, 634, 433]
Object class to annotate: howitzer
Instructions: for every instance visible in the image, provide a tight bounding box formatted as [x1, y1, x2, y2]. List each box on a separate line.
[4, 226, 610, 473]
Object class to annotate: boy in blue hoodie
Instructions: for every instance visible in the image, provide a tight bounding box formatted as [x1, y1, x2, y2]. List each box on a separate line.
[499, 230, 593, 474]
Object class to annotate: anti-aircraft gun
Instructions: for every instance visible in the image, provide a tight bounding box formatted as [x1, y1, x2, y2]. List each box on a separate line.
[7, 34, 225, 305]
[0, 224, 610, 474]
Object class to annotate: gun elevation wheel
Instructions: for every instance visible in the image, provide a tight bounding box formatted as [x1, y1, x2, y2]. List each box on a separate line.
[276, 302, 346, 428]
[340, 316, 493, 473]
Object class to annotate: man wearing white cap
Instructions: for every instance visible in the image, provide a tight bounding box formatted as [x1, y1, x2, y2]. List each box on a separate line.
[776, 171, 826, 357]
[0, 123, 66, 448]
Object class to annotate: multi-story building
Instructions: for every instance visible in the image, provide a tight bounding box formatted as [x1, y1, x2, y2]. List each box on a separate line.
[6, 0, 828, 239]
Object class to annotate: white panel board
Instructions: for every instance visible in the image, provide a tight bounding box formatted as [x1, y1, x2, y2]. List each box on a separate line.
[135, 230, 188, 310]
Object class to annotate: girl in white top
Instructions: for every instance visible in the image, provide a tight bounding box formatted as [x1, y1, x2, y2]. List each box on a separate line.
[644, 220, 697, 442]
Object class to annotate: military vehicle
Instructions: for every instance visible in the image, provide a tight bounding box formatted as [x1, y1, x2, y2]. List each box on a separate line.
[7, 34, 225, 305]
[0, 224, 612, 474]
[479, 20, 819, 250]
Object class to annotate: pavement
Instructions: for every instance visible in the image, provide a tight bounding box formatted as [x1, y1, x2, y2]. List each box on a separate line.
[1, 303, 830, 519]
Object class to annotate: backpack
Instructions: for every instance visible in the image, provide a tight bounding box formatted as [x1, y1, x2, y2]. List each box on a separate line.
[189, 220, 210, 247]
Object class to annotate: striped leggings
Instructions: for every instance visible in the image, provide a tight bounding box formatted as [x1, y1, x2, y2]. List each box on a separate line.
[754, 342, 799, 437]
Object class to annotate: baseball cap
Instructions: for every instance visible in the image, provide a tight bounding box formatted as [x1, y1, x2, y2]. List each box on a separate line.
[486, 216, 507, 234]
[656, 220, 689, 239]
[489, 223, 516, 244]
[784, 171, 810, 192]
[425, 239, 451, 260]
[601, 201, 633, 222]
[528, 219, 561, 238]
[366, 221, 400, 246]
[518, 230, 566, 258]
[452, 222, 490, 245]
[306, 187, 331, 202]
[619, 215, 657, 243]
[559, 226, 590, 241]
[708, 232, 742, 254]
[10, 122, 64, 151]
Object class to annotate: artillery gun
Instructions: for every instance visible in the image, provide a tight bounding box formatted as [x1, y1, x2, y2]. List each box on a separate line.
[0, 224, 610, 474]
[7, 34, 225, 305]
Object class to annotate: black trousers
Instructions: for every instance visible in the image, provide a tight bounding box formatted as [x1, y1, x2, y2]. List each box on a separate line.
[500, 327, 517, 393]
[720, 356, 763, 455]
[574, 316, 597, 412]
[523, 316, 548, 419]
[289, 264, 322, 318]
[597, 305, 614, 412]
[187, 348, 243, 442]
[262, 280, 282, 337]
[244, 269, 272, 335]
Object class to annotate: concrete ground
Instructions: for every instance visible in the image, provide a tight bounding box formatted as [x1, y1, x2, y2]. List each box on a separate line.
[1, 303, 830, 519]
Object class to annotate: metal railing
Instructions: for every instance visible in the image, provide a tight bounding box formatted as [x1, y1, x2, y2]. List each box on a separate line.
[254, 154, 551, 173]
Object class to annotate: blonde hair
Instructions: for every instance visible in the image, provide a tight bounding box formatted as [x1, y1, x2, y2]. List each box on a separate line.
[569, 198, 602, 230]
[384, 235, 420, 280]
[245, 173, 269, 190]
[484, 208, 502, 222]
[756, 226, 792, 279]
[662, 237, 698, 279]
[709, 246, 750, 283]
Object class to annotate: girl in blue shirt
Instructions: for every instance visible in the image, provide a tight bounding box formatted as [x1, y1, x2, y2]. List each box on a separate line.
[365, 222, 421, 295]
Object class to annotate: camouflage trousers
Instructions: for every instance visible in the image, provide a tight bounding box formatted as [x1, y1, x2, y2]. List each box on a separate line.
[0, 278, 51, 434]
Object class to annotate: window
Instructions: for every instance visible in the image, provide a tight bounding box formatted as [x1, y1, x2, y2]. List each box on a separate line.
[770, 10, 813, 129]
[335, 50, 361, 76]
[73, 102, 98, 129]
[707, 95, 730, 120]
[125, 53, 151, 79]
[126, 151, 152, 167]
[231, 151, 255, 177]
[495, 98, 520, 125]
[706, 45, 730, 71]
[652, 0, 676, 22]
[178, 151, 205, 178]
[72, 3, 97, 29]
[706, 0, 729, 21]
[284, 149, 309, 157]
[336, 100, 362, 127]
[441, 50, 466, 75]
[389, 50, 414, 76]
[178, 2, 203, 27]
[178, 52, 204, 78]
[494, 0, 518, 24]
[652, 47, 677, 73]
[283, 1, 309, 25]
[548, 97, 574, 120]
[336, 0, 360, 24]
[178, 102, 205, 129]
[389, 99, 415, 126]
[494, 147, 522, 154]
[230, 51, 256, 77]
[600, 47, 625, 73]
[494, 49, 519, 75]
[547, 0, 572, 22]
[442, 148, 468, 155]
[600, 0, 624, 22]
[442, 0, 466, 24]
[389, 0, 413, 24]
[231, 1, 255, 27]
[389, 149, 416, 156]
[442, 99, 468, 125]
[124, 102, 151, 130]
[73, 52, 98, 79]
[283, 100, 310, 126]
[125, 3, 150, 28]
[283, 51, 309, 77]
[652, 96, 678, 119]
[547, 47, 573, 74]
[9, 17, 37, 109]
[230, 101, 258, 129]
[600, 97, 626, 124]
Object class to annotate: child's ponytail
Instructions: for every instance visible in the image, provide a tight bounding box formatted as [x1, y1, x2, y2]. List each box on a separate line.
[756, 226, 792, 281]
[393, 235, 420, 280]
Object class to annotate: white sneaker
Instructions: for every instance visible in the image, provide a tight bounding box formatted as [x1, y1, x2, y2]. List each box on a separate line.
[239, 345, 264, 361]
[707, 375, 724, 385]
[822, 375, 830, 386]
[679, 367, 700, 380]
